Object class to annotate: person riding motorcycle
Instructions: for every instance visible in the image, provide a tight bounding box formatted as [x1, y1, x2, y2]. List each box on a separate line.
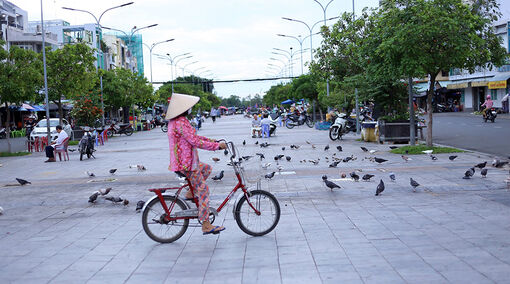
[481, 95, 493, 118]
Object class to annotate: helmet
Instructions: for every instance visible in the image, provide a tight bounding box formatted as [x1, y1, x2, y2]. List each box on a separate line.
[487, 95, 491, 99]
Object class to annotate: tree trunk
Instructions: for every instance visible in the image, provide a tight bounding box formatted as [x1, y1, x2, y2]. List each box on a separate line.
[426, 74, 436, 147]
[123, 106, 130, 123]
[5, 102, 11, 153]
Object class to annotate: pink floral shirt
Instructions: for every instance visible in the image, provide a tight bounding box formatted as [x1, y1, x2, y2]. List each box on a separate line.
[168, 116, 219, 172]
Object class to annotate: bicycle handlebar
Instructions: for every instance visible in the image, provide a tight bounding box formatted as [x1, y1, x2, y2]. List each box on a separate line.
[217, 139, 236, 159]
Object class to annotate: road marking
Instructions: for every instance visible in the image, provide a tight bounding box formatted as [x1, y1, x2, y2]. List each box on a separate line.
[278, 171, 296, 175]
[494, 126, 502, 129]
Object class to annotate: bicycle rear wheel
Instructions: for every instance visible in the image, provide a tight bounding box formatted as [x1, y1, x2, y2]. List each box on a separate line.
[234, 190, 280, 236]
[142, 195, 189, 243]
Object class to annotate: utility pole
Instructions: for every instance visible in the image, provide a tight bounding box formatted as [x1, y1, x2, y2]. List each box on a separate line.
[409, 77, 415, 145]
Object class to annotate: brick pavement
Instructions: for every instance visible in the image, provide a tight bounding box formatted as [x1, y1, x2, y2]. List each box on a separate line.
[0, 115, 509, 283]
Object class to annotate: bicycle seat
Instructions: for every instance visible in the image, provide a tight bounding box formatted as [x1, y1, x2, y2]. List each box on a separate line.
[175, 171, 186, 178]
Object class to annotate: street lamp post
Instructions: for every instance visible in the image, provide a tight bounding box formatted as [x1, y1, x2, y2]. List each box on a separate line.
[278, 33, 318, 75]
[40, 0, 50, 141]
[62, 2, 134, 127]
[181, 61, 198, 77]
[156, 53, 192, 93]
[142, 39, 174, 84]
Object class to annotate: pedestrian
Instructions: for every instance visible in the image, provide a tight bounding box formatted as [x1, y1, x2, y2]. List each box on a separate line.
[211, 108, 216, 123]
[44, 125, 68, 163]
[166, 93, 227, 235]
[501, 93, 509, 113]
[251, 114, 261, 138]
[261, 113, 270, 138]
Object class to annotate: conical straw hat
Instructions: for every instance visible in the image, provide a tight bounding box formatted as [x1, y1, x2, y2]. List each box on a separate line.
[165, 93, 200, 120]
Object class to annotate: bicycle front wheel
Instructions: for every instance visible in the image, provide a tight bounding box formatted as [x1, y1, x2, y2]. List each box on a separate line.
[234, 190, 280, 236]
[142, 195, 189, 243]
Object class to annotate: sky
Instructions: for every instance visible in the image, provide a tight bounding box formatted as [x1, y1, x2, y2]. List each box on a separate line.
[18, 0, 381, 98]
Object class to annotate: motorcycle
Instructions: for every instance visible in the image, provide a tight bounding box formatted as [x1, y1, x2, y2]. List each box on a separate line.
[483, 106, 497, 123]
[106, 122, 134, 137]
[0, 128, 6, 139]
[285, 112, 314, 129]
[268, 113, 280, 136]
[161, 121, 168, 132]
[78, 127, 95, 161]
[329, 109, 372, 140]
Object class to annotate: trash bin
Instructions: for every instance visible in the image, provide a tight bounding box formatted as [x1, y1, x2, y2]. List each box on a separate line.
[361, 122, 377, 142]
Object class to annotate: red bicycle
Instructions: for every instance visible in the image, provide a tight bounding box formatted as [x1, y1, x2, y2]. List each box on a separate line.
[141, 141, 280, 243]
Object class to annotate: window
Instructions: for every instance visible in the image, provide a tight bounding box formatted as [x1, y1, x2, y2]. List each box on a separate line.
[491, 89, 498, 100]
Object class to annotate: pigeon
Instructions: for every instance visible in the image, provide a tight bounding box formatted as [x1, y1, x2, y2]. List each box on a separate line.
[350, 172, 360, 182]
[309, 159, 319, 165]
[324, 145, 330, 151]
[242, 155, 253, 161]
[322, 175, 328, 181]
[262, 162, 271, 169]
[340, 172, 347, 178]
[369, 150, 377, 154]
[410, 178, 420, 191]
[123, 199, 129, 206]
[422, 150, 433, 155]
[375, 179, 385, 196]
[136, 165, 146, 171]
[389, 146, 398, 149]
[85, 171, 95, 177]
[282, 147, 286, 151]
[329, 161, 340, 168]
[243, 140, 246, 146]
[291, 144, 300, 149]
[260, 142, 270, 148]
[312, 144, 316, 149]
[274, 155, 284, 161]
[109, 169, 117, 174]
[136, 200, 145, 212]
[494, 161, 509, 168]
[212, 157, 220, 162]
[475, 162, 487, 169]
[463, 168, 475, 179]
[306, 141, 311, 144]
[256, 153, 265, 160]
[405, 150, 409, 154]
[255, 141, 259, 145]
[88, 192, 99, 203]
[401, 155, 411, 162]
[362, 174, 375, 181]
[98, 188, 111, 196]
[286, 156, 291, 162]
[389, 173, 396, 181]
[265, 172, 276, 180]
[324, 179, 341, 191]
[0, 206, 3, 215]
[277, 165, 284, 171]
[15, 178, 31, 186]
[449, 155, 457, 161]
[430, 155, 438, 161]
[224, 149, 228, 156]
[68, 148, 76, 152]
[336, 146, 343, 152]
[212, 170, 224, 181]
[105, 196, 123, 203]
[361, 146, 369, 152]
[374, 157, 388, 164]
[481, 168, 488, 178]
[343, 156, 352, 163]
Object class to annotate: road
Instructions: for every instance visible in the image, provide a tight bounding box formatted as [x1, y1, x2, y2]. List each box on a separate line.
[432, 112, 510, 157]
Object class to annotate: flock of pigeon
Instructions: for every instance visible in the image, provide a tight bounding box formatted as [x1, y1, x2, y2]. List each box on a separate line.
[208, 139, 510, 197]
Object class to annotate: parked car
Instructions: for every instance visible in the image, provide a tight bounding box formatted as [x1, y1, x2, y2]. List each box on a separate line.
[29, 118, 72, 141]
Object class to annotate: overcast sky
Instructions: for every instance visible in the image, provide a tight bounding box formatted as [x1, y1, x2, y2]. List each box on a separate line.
[19, 0, 379, 98]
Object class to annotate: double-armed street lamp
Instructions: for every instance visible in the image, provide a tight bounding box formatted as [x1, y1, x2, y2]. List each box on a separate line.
[277, 33, 318, 75]
[142, 39, 174, 84]
[181, 61, 198, 77]
[156, 52, 193, 93]
[62, 2, 134, 127]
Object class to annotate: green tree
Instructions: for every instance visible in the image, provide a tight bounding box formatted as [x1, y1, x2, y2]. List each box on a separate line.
[374, 0, 507, 146]
[43, 43, 97, 124]
[0, 45, 42, 152]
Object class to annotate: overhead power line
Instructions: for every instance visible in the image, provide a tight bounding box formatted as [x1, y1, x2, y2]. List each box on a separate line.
[151, 76, 298, 85]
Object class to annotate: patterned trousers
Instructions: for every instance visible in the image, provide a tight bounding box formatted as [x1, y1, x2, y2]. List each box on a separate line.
[183, 162, 212, 222]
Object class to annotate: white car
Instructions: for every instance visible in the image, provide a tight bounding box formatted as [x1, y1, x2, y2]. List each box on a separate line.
[29, 118, 72, 141]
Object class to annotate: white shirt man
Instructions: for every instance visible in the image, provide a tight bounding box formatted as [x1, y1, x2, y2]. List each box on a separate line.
[45, 125, 68, 162]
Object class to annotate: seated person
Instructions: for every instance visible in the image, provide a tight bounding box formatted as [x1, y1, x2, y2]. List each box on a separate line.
[251, 114, 261, 138]
[44, 125, 68, 162]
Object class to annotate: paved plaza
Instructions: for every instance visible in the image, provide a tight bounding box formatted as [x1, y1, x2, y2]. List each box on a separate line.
[1, 115, 510, 284]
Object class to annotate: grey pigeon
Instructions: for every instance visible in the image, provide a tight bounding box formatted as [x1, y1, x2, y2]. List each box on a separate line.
[430, 155, 438, 161]
[375, 179, 385, 196]
[282, 147, 285, 151]
[336, 146, 343, 152]
[88, 192, 99, 203]
[324, 179, 341, 191]
[324, 145, 330, 151]
[136, 200, 145, 212]
[256, 153, 265, 160]
[374, 157, 388, 164]
[481, 168, 488, 178]
[105, 196, 123, 203]
[255, 141, 259, 145]
[329, 161, 340, 168]
[362, 174, 375, 181]
[286, 156, 291, 162]
[224, 149, 228, 155]
[243, 140, 246, 146]
[361, 146, 368, 152]
[410, 178, 420, 191]
[475, 162, 487, 169]
[350, 172, 360, 182]
[389, 173, 396, 182]
[463, 169, 474, 179]
[449, 155, 457, 161]
[98, 187, 111, 196]
[322, 175, 328, 181]
[16, 178, 31, 186]
[85, 171, 95, 177]
[342, 156, 352, 163]
[109, 169, 117, 174]
[265, 172, 276, 180]
[212, 170, 224, 181]
[494, 161, 508, 168]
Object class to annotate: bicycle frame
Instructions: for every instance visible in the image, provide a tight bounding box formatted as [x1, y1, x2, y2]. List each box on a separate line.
[147, 141, 261, 223]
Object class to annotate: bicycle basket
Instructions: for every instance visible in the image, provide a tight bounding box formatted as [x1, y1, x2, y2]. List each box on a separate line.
[239, 157, 263, 184]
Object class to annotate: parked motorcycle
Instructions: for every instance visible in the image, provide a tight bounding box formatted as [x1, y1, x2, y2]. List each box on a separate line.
[79, 127, 95, 161]
[329, 109, 372, 140]
[0, 128, 6, 139]
[268, 113, 280, 136]
[285, 112, 314, 129]
[106, 122, 134, 137]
